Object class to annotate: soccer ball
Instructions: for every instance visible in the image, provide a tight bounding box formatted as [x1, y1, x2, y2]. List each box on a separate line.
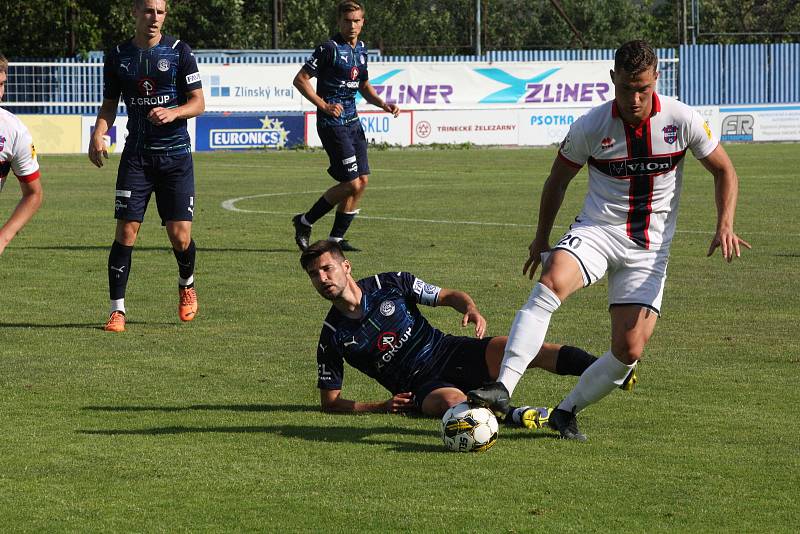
[440, 402, 499, 453]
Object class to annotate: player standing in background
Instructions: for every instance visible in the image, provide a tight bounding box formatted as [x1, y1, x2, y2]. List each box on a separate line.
[88, 0, 204, 332]
[291, 0, 400, 252]
[0, 53, 43, 256]
[301, 240, 634, 424]
[469, 40, 750, 440]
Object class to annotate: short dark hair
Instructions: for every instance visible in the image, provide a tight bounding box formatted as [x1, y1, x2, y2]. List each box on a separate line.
[614, 40, 657, 76]
[300, 240, 346, 270]
[134, 0, 167, 10]
[337, 0, 364, 18]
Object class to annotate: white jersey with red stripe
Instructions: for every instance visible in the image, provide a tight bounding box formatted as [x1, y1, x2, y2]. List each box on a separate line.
[558, 94, 717, 250]
[0, 107, 40, 193]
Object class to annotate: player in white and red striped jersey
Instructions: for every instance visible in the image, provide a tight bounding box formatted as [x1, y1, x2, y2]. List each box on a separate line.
[0, 53, 43, 256]
[468, 40, 750, 441]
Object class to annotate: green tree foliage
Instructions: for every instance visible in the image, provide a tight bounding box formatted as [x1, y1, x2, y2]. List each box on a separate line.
[695, 0, 800, 43]
[0, 0, 797, 59]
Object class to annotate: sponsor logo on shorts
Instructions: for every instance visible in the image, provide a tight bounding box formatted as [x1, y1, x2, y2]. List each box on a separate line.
[342, 155, 357, 165]
[379, 300, 395, 316]
[157, 59, 171, 72]
[114, 199, 127, 211]
[185, 72, 201, 85]
[115, 190, 132, 198]
[346, 163, 358, 173]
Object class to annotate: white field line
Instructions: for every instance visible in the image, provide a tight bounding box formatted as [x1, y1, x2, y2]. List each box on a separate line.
[221, 188, 786, 236]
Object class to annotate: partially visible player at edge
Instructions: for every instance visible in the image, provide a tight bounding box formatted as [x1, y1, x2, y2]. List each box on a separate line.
[301, 240, 635, 428]
[88, 0, 205, 332]
[469, 40, 750, 441]
[0, 53, 43, 256]
[291, 0, 400, 253]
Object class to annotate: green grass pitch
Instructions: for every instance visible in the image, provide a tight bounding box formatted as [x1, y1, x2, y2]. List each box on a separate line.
[1, 144, 798, 531]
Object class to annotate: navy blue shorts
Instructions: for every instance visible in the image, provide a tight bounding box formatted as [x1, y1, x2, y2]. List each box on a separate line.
[412, 336, 493, 409]
[115, 151, 195, 224]
[318, 120, 369, 182]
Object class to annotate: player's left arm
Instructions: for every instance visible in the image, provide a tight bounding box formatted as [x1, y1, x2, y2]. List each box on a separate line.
[0, 178, 43, 255]
[358, 80, 400, 117]
[437, 288, 486, 339]
[148, 88, 205, 126]
[320, 388, 414, 414]
[698, 144, 752, 262]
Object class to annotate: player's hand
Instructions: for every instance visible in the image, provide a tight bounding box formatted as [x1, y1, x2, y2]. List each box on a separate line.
[707, 228, 751, 262]
[383, 103, 400, 117]
[88, 136, 109, 168]
[322, 102, 343, 118]
[523, 237, 550, 279]
[462, 306, 486, 339]
[147, 107, 178, 126]
[385, 392, 414, 414]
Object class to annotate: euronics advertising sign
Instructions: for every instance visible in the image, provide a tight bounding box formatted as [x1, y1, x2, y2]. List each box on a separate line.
[195, 113, 305, 151]
[200, 61, 615, 111]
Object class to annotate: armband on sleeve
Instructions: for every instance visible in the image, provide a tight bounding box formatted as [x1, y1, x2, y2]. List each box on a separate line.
[412, 277, 442, 306]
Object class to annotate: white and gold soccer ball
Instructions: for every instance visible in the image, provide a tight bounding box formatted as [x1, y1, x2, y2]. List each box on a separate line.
[440, 402, 499, 453]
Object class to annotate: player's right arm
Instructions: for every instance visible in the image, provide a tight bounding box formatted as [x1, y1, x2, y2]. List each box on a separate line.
[524, 156, 583, 279]
[293, 43, 342, 118]
[320, 388, 414, 414]
[0, 128, 42, 255]
[88, 98, 118, 168]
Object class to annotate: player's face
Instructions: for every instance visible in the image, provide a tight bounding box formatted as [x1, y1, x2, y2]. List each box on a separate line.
[611, 67, 659, 123]
[337, 9, 364, 43]
[306, 252, 351, 301]
[134, 0, 167, 41]
[0, 70, 6, 101]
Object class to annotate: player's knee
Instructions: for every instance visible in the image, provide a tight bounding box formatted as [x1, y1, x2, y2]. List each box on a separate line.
[611, 340, 645, 364]
[348, 175, 367, 195]
[422, 389, 466, 417]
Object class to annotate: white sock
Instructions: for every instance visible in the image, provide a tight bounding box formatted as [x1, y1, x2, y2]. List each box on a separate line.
[110, 298, 125, 315]
[557, 350, 636, 414]
[300, 214, 312, 227]
[497, 283, 561, 395]
[179, 274, 194, 287]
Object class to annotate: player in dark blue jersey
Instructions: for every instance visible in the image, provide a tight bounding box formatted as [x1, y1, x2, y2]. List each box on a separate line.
[300, 240, 632, 428]
[291, 0, 400, 253]
[88, 0, 205, 332]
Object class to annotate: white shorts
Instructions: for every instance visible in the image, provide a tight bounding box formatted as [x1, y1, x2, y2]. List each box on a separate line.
[549, 221, 669, 314]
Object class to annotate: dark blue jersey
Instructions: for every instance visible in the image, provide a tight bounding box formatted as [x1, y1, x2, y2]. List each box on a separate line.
[302, 34, 369, 128]
[103, 35, 202, 155]
[316, 272, 450, 395]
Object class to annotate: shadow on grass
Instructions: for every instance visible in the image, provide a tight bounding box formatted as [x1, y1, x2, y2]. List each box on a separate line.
[82, 403, 319, 413]
[15, 245, 294, 253]
[0, 320, 174, 329]
[77, 423, 446, 453]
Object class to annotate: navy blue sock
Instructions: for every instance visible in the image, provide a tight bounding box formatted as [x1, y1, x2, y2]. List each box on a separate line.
[173, 239, 196, 287]
[108, 240, 133, 300]
[556, 346, 599, 376]
[304, 196, 334, 225]
[329, 211, 356, 240]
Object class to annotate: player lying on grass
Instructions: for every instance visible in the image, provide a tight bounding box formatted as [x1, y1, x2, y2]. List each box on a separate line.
[301, 240, 634, 428]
